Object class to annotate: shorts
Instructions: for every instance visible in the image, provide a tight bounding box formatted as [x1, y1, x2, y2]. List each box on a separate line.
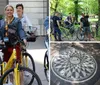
[2, 43, 21, 63]
[83, 27, 91, 33]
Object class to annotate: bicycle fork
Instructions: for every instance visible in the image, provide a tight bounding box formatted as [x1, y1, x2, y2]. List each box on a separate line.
[14, 63, 20, 85]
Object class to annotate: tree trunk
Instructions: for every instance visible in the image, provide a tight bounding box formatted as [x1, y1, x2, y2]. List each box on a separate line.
[74, 0, 78, 22]
[54, 0, 59, 12]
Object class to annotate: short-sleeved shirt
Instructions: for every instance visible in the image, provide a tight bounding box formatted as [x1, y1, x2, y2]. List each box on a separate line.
[52, 16, 60, 27]
[80, 17, 84, 23]
[80, 17, 90, 27]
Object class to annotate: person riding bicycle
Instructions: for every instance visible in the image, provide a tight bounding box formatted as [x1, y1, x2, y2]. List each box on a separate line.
[52, 12, 62, 41]
[80, 13, 91, 41]
[0, 5, 27, 85]
[14, 3, 33, 32]
[0, 5, 26, 64]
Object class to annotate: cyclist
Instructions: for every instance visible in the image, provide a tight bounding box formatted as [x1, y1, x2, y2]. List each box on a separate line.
[80, 13, 91, 41]
[14, 3, 33, 32]
[52, 12, 62, 41]
[0, 5, 26, 85]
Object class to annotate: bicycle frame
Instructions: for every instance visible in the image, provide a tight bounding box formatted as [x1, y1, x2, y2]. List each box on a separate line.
[50, 33, 55, 41]
[21, 47, 28, 68]
[1, 48, 21, 85]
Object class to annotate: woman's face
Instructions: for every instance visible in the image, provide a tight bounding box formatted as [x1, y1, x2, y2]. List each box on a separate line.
[5, 6, 14, 17]
[16, 6, 23, 16]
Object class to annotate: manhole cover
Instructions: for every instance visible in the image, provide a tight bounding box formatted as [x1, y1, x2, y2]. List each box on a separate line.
[51, 47, 97, 83]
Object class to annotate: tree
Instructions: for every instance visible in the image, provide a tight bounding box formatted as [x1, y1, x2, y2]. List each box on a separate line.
[50, 0, 99, 21]
[50, 0, 60, 14]
[98, 0, 100, 24]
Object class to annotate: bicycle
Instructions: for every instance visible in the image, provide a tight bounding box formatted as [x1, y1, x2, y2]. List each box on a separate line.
[0, 34, 42, 85]
[60, 24, 77, 41]
[77, 26, 94, 41]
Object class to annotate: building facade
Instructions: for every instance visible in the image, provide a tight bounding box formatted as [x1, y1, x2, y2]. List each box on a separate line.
[0, 0, 49, 35]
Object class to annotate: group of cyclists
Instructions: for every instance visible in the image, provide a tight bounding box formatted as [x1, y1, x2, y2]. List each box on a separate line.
[51, 12, 92, 41]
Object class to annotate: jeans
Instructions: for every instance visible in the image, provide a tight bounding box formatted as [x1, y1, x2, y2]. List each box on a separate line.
[54, 27, 61, 41]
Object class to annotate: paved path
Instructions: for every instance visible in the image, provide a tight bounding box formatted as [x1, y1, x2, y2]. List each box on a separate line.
[50, 43, 100, 85]
[27, 37, 49, 85]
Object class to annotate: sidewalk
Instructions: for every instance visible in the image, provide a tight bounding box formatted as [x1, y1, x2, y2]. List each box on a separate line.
[27, 37, 49, 85]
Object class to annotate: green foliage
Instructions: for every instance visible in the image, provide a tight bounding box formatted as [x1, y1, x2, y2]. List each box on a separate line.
[50, 0, 99, 15]
[0, 15, 3, 20]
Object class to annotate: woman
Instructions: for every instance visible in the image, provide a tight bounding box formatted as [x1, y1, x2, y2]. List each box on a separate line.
[14, 3, 33, 32]
[0, 5, 27, 63]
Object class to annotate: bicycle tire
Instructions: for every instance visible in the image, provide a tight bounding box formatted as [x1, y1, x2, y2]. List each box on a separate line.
[22, 52, 35, 72]
[0, 66, 42, 85]
[44, 51, 49, 81]
[68, 30, 77, 41]
[77, 29, 84, 41]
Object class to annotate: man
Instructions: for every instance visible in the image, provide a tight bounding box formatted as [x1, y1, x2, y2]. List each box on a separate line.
[80, 13, 91, 41]
[67, 13, 73, 24]
[65, 13, 73, 29]
[80, 13, 85, 29]
[52, 12, 61, 41]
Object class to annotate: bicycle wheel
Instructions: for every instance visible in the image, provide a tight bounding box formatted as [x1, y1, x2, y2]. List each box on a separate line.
[68, 30, 77, 41]
[22, 52, 35, 72]
[77, 29, 84, 41]
[0, 66, 42, 85]
[44, 51, 49, 82]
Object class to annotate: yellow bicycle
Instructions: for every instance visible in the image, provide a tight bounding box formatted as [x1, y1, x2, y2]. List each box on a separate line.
[0, 38, 42, 85]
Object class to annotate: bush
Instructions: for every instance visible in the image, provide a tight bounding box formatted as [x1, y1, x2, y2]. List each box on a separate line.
[0, 15, 3, 20]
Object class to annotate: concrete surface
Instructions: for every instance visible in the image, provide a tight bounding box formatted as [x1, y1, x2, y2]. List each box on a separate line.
[27, 37, 49, 85]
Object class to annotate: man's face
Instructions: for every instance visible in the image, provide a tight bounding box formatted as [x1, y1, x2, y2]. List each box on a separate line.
[55, 13, 59, 16]
[16, 6, 23, 15]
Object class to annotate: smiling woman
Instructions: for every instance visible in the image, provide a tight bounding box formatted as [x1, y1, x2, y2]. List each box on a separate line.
[0, 4, 26, 63]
